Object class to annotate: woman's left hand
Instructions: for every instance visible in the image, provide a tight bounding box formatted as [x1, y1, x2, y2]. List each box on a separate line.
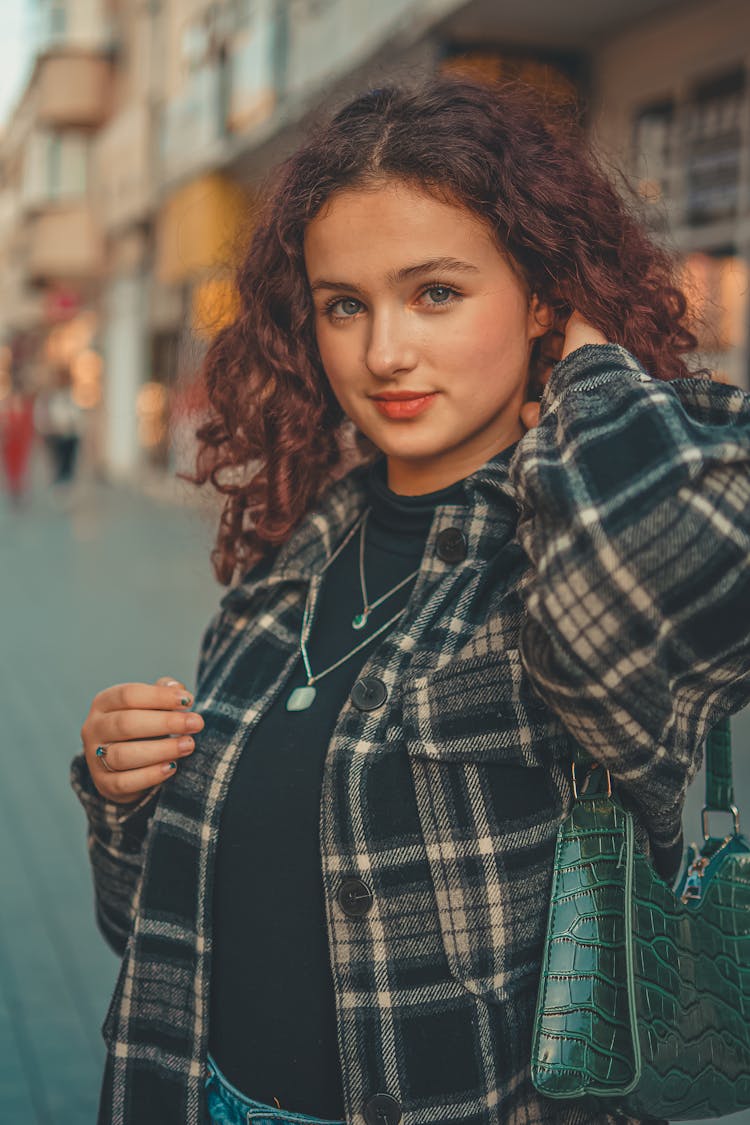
[520, 311, 609, 432]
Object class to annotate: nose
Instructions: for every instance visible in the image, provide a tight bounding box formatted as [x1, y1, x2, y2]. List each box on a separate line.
[365, 308, 418, 380]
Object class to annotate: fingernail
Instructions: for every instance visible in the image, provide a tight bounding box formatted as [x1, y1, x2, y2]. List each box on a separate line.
[163, 761, 177, 773]
[165, 679, 180, 686]
[175, 693, 192, 708]
[177, 737, 193, 752]
[185, 715, 202, 731]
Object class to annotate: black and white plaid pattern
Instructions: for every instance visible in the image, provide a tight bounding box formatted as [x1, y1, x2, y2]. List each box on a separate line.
[71, 344, 750, 1125]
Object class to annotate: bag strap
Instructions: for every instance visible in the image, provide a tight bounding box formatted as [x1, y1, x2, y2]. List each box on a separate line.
[703, 716, 740, 839]
[705, 716, 733, 811]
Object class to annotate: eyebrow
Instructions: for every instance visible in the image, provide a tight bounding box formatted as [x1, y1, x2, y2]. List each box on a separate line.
[309, 256, 480, 295]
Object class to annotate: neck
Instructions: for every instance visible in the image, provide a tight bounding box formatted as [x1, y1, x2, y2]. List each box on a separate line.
[385, 429, 522, 495]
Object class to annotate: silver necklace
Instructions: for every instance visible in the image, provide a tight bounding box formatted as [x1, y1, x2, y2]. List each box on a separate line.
[285, 507, 421, 712]
[352, 508, 420, 629]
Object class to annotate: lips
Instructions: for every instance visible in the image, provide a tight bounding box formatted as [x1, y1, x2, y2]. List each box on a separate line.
[371, 391, 435, 401]
[371, 392, 438, 419]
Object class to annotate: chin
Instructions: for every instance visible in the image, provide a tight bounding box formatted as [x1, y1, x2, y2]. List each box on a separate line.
[365, 429, 459, 463]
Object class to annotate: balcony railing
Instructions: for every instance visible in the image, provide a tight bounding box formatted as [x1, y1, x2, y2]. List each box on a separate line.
[26, 204, 104, 283]
[35, 54, 112, 129]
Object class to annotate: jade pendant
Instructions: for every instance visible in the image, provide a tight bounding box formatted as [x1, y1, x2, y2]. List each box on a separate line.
[352, 611, 368, 630]
[286, 685, 317, 711]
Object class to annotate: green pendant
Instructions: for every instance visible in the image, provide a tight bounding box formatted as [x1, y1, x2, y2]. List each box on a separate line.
[286, 685, 317, 711]
[352, 611, 368, 630]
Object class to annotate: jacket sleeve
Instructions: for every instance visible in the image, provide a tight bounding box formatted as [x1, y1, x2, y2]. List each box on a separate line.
[70, 754, 160, 955]
[69, 608, 226, 956]
[508, 342, 750, 853]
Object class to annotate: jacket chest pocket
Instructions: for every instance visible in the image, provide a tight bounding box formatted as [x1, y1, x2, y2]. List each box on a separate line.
[401, 648, 571, 1000]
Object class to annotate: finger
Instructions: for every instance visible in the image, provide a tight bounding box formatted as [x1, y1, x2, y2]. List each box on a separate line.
[155, 675, 187, 688]
[95, 760, 182, 804]
[93, 735, 196, 773]
[520, 401, 540, 432]
[92, 706, 204, 746]
[96, 682, 195, 714]
[561, 313, 608, 359]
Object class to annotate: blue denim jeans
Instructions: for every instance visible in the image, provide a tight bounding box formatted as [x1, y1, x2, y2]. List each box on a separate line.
[205, 1053, 346, 1125]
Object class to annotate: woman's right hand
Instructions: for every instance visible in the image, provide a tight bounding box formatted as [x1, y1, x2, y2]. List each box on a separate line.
[79, 675, 205, 805]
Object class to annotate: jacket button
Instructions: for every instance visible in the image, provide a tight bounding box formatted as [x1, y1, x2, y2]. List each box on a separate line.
[435, 526, 467, 563]
[364, 1092, 402, 1124]
[337, 877, 374, 917]
[351, 676, 387, 711]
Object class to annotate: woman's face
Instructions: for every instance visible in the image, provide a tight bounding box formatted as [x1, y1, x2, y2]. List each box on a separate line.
[303, 178, 550, 494]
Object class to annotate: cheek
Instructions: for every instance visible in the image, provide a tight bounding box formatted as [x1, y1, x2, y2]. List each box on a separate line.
[315, 327, 354, 394]
[441, 300, 530, 383]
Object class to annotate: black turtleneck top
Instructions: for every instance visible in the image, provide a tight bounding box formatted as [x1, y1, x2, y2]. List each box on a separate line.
[209, 448, 516, 1117]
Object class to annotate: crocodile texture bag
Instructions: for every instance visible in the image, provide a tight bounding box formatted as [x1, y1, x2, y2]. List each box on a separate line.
[531, 717, 750, 1120]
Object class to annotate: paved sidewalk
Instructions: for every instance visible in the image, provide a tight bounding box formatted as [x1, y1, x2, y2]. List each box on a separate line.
[1, 464, 748, 1124]
[0, 472, 221, 1123]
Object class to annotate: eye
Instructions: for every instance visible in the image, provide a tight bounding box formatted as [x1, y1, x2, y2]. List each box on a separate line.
[421, 284, 460, 307]
[323, 297, 363, 319]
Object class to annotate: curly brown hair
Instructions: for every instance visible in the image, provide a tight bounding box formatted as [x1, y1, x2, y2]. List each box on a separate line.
[181, 76, 699, 586]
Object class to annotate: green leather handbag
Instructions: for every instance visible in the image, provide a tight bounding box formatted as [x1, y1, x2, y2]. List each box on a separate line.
[531, 717, 750, 1120]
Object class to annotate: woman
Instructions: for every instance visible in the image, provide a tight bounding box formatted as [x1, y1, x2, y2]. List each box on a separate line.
[0, 386, 35, 507]
[72, 78, 750, 1125]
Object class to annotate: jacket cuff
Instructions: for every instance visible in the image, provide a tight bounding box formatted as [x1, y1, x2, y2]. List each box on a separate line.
[70, 752, 159, 845]
[541, 343, 652, 415]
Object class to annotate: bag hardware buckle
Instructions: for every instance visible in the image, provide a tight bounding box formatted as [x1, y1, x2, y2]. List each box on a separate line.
[701, 804, 740, 841]
[571, 761, 612, 800]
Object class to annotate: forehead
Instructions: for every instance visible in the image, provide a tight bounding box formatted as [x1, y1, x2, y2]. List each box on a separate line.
[302, 180, 498, 273]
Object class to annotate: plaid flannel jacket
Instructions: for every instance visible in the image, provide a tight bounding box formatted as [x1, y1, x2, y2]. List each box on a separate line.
[71, 343, 750, 1125]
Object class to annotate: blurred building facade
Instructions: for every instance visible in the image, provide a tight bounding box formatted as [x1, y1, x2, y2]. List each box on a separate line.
[0, 0, 747, 484]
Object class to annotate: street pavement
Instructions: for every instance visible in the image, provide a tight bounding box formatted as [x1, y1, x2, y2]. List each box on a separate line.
[1, 460, 748, 1124]
[0, 466, 221, 1123]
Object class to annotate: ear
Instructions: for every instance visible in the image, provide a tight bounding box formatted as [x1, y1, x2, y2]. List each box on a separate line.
[527, 293, 554, 340]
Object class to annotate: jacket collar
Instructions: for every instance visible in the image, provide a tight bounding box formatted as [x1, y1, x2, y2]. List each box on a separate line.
[238, 442, 522, 591]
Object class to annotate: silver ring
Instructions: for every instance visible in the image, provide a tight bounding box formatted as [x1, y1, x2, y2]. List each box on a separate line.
[95, 745, 116, 773]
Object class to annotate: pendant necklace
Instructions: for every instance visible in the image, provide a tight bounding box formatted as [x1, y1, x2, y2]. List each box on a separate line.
[285, 506, 421, 712]
[351, 508, 419, 629]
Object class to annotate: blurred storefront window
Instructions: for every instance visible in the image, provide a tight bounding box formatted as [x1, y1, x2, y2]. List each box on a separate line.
[151, 171, 249, 467]
[633, 66, 748, 232]
[627, 57, 749, 388]
[155, 173, 248, 286]
[680, 250, 749, 357]
[70, 347, 102, 409]
[136, 380, 169, 462]
[43, 310, 102, 409]
[633, 100, 675, 228]
[685, 68, 744, 227]
[142, 331, 179, 469]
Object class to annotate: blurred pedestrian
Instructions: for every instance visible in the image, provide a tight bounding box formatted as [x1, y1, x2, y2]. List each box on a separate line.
[0, 386, 35, 508]
[34, 367, 86, 485]
[72, 75, 750, 1125]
